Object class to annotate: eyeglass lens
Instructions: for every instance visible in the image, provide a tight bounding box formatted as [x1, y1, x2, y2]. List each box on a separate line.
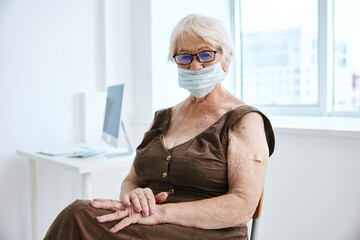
[175, 51, 216, 64]
[176, 55, 192, 64]
[198, 51, 215, 62]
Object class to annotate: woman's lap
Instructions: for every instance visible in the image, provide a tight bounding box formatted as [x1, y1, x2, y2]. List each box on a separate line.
[44, 200, 247, 240]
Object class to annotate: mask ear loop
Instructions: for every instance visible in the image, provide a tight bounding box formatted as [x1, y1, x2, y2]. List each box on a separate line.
[218, 50, 228, 75]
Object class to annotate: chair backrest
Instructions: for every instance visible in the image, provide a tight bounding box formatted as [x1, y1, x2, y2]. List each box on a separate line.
[252, 191, 264, 220]
[250, 191, 264, 240]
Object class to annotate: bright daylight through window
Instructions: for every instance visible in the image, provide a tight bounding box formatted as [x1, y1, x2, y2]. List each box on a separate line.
[240, 0, 318, 106]
[333, 0, 360, 112]
[236, 0, 360, 115]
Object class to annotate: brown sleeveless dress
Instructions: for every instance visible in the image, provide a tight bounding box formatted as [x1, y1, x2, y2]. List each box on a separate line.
[44, 105, 275, 240]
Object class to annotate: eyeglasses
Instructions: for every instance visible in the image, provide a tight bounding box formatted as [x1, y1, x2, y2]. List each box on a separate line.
[173, 49, 222, 65]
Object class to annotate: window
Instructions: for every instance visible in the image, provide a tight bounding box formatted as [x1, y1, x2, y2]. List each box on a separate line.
[333, 0, 360, 112]
[233, 0, 360, 116]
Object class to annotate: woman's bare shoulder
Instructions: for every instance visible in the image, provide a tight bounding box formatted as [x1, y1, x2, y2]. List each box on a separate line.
[225, 98, 247, 112]
[231, 110, 265, 137]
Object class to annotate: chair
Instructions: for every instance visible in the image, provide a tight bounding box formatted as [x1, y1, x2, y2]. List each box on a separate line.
[250, 191, 264, 240]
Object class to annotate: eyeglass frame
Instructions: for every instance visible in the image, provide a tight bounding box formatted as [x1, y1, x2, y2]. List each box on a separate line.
[173, 49, 222, 65]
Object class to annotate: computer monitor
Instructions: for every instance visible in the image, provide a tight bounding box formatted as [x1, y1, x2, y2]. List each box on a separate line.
[102, 84, 132, 157]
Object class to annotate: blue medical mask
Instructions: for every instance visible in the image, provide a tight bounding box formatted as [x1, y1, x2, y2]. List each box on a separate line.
[178, 63, 225, 98]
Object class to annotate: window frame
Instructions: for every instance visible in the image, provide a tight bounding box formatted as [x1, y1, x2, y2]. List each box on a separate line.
[231, 0, 360, 117]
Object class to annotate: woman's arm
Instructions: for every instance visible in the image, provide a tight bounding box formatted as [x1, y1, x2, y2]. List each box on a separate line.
[119, 165, 141, 201]
[119, 117, 155, 201]
[157, 111, 269, 229]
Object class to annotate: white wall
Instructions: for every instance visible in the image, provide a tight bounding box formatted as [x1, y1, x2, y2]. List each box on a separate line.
[130, 0, 154, 146]
[0, 1, 94, 239]
[103, 0, 133, 138]
[0, 0, 133, 239]
[261, 131, 360, 240]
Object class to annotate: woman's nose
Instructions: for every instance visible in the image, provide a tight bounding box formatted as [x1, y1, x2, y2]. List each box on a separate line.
[188, 56, 203, 71]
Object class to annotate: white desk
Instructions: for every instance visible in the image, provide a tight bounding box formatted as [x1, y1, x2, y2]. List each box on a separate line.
[17, 149, 134, 240]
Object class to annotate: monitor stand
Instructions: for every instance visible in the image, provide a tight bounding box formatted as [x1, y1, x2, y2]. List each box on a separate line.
[104, 121, 133, 158]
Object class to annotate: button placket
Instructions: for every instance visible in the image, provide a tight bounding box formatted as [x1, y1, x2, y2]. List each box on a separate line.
[161, 155, 171, 180]
[161, 153, 172, 183]
[168, 188, 175, 196]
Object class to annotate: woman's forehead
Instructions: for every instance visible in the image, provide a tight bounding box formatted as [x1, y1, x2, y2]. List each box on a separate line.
[176, 35, 216, 53]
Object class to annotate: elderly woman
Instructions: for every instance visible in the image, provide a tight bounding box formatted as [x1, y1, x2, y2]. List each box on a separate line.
[45, 13, 274, 240]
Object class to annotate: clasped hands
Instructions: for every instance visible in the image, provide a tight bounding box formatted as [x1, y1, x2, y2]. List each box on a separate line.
[91, 188, 168, 233]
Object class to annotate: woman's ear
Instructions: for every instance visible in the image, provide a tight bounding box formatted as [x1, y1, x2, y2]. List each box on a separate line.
[221, 50, 233, 73]
[221, 60, 229, 73]
[221, 62, 228, 72]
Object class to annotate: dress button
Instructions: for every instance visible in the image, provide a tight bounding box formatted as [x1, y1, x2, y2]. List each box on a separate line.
[162, 172, 168, 178]
[166, 155, 171, 161]
[168, 188, 175, 195]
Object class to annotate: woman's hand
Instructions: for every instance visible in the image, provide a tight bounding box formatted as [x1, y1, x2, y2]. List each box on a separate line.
[91, 199, 164, 233]
[121, 188, 168, 216]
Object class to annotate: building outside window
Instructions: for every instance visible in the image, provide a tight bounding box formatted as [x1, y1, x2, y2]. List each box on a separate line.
[234, 0, 360, 116]
[333, 0, 360, 111]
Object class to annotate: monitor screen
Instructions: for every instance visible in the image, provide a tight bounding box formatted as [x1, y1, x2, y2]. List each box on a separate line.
[102, 84, 124, 147]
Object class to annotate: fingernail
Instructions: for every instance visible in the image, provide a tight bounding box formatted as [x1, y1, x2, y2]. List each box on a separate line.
[93, 198, 98, 201]
[124, 201, 130, 205]
[150, 208, 155, 214]
[143, 210, 148, 216]
[96, 216, 102, 221]
[109, 228, 114, 233]
[136, 207, 141, 211]
[91, 202, 97, 205]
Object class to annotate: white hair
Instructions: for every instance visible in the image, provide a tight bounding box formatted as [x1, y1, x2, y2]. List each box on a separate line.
[168, 13, 234, 70]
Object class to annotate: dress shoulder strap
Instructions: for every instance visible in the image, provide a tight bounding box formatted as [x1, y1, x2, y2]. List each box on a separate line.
[150, 107, 172, 132]
[221, 105, 275, 156]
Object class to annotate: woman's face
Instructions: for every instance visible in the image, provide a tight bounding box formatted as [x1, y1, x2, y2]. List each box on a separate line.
[176, 35, 226, 72]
